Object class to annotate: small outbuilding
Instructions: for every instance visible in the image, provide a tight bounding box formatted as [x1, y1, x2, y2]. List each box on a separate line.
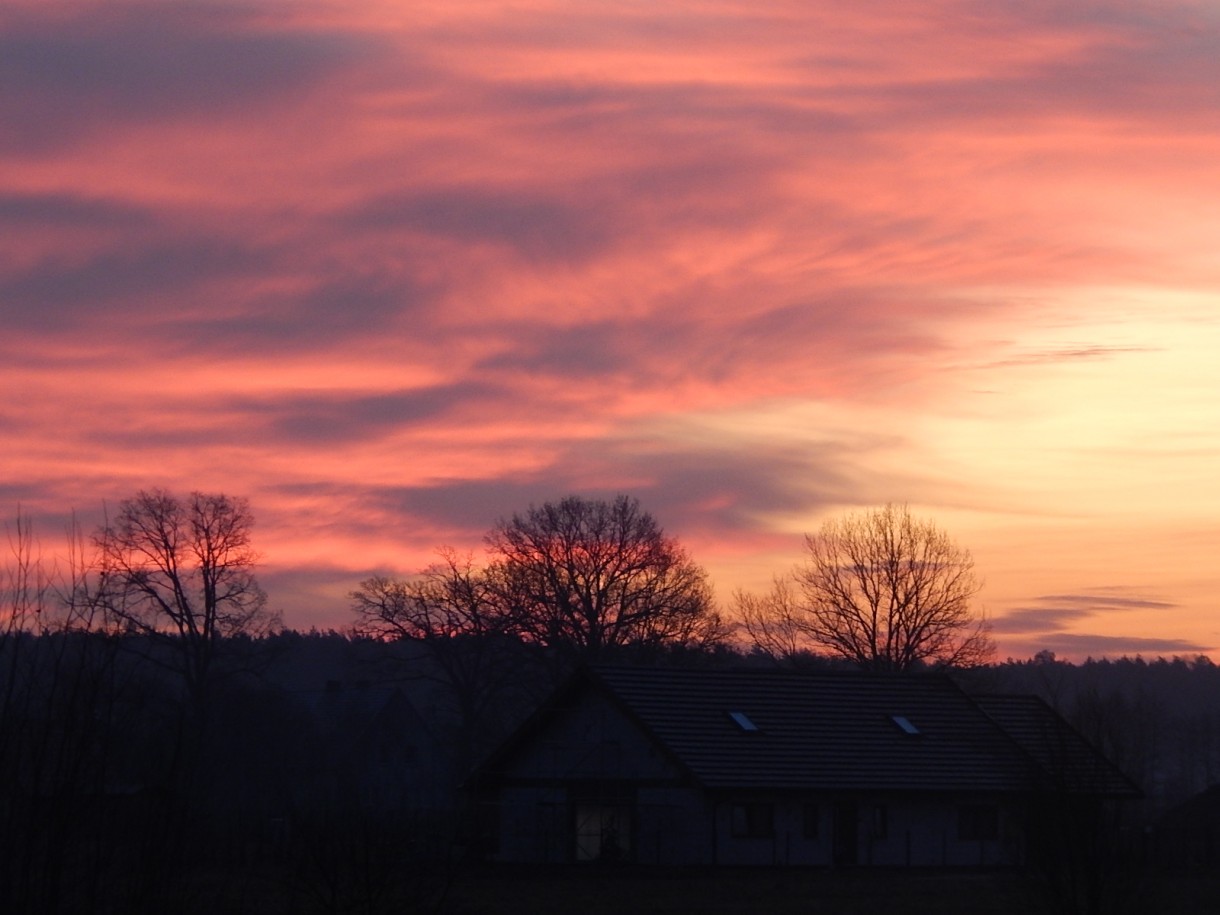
[468, 666, 1138, 868]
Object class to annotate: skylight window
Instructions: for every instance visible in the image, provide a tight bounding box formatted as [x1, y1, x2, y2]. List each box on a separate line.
[891, 715, 920, 735]
[728, 711, 759, 732]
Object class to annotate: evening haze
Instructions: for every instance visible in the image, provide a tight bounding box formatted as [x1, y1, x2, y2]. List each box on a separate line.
[4, 0, 1219, 660]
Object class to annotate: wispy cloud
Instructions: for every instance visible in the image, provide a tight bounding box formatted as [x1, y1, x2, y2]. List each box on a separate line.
[0, 3, 373, 152]
[991, 607, 1095, 635]
[2, 0, 1220, 652]
[991, 589, 1194, 661]
[982, 345, 1159, 371]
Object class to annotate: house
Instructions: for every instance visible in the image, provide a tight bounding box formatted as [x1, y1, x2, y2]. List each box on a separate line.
[468, 666, 1139, 868]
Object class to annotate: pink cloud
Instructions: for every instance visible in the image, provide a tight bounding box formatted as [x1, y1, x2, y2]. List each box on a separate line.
[2, 0, 1219, 653]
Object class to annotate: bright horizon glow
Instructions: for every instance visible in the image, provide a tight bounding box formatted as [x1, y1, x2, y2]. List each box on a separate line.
[3, 0, 1220, 660]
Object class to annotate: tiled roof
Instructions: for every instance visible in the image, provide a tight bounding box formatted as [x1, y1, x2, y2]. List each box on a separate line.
[973, 694, 1140, 797]
[582, 666, 1132, 795]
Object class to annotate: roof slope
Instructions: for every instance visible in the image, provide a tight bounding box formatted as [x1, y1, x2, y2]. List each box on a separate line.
[473, 666, 1140, 798]
[973, 694, 1140, 797]
[588, 666, 1035, 793]
[595, 666, 1146, 796]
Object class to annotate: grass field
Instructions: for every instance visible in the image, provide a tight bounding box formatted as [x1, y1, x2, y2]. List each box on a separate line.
[441, 865, 1220, 915]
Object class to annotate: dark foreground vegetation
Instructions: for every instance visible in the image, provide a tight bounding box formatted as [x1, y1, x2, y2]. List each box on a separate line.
[4, 491, 1219, 913]
[4, 626, 1220, 914]
[447, 865, 1220, 915]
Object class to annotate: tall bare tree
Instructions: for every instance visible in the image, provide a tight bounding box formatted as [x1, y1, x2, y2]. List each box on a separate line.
[742, 504, 991, 671]
[486, 495, 721, 663]
[735, 576, 807, 664]
[0, 512, 134, 913]
[96, 490, 277, 709]
[353, 551, 505, 646]
[351, 550, 526, 767]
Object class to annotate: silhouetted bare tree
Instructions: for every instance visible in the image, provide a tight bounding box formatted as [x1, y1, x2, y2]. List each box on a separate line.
[486, 495, 722, 663]
[353, 551, 507, 646]
[95, 490, 278, 711]
[0, 512, 140, 913]
[742, 504, 991, 671]
[735, 576, 806, 664]
[351, 550, 525, 766]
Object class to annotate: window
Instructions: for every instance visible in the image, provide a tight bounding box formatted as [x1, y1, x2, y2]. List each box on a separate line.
[891, 715, 920, 735]
[571, 783, 635, 862]
[728, 710, 759, 732]
[958, 804, 999, 841]
[574, 805, 633, 861]
[730, 803, 774, 838]
[802, 803, 820, 839]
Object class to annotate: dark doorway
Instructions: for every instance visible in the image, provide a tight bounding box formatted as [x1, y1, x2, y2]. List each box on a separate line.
[832, 801, 858, 867]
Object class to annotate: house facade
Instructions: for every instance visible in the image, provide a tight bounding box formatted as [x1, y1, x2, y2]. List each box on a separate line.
[469, 666, 1138, 868]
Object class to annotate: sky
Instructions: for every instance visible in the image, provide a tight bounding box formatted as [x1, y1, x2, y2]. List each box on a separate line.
[3, 0, 1220, 660]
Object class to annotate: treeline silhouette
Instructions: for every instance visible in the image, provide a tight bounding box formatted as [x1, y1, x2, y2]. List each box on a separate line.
[0, 617, 723, 913]
[3, 492, 1217, 913]
[3, 622, 1219, 913]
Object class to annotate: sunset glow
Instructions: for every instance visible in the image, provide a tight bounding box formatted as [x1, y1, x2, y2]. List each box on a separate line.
[4, 0, 1220, 658]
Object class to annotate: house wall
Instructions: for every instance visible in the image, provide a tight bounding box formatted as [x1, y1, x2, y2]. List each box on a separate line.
[853, 796, 1023, 867]
[488, 689, 701, 864]
[711, 797, 830, 866]
[494, 783, 1025, 867]
[634, 787, 712, 866]
[710, 794, 1024, 868]
[496, 784, 569, 864]
[500, 690, 681, 783]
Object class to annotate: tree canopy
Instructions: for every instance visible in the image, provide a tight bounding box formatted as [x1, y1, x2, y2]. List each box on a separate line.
[96, 489, 278, 704]
[486, 495, 721, 662]
[353, 495, 722, 666]
[739, 503, 992, 671]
